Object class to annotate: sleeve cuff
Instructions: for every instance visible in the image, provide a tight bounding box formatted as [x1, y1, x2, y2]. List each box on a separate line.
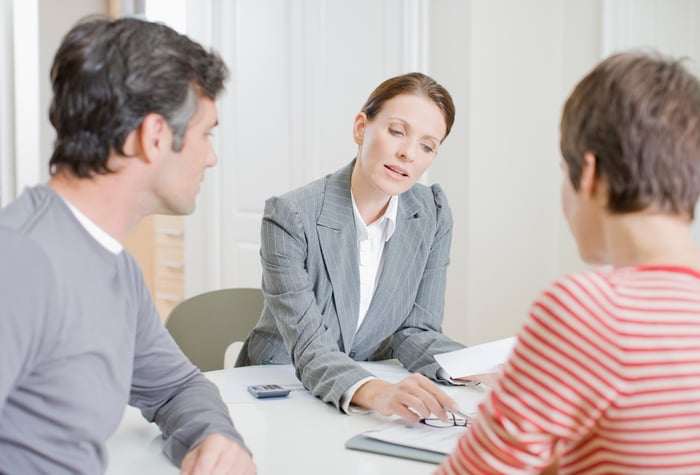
[339, 376, 377, 414]
[436, 367, 451, 381]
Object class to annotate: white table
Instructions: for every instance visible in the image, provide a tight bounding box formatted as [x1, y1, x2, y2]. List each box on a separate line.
[106, 362, 485, 475]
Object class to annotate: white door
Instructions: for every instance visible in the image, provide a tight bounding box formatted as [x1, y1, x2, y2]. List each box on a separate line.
[184, 0, 429, 296]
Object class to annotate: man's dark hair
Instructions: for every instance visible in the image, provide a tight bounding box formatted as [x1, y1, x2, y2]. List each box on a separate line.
[49, 16, 229, 177]
[561, 51, 700, 218]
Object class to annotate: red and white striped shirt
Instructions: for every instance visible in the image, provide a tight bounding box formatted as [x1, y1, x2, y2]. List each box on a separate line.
[437, 266, 700, 474]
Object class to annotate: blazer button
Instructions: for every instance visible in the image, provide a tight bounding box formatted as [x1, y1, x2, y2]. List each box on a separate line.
[349, 351, 356, 358]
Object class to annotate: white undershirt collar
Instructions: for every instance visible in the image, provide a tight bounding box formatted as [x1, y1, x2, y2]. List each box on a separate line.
[62, 199, 123, 255]
[351, 194, 398, 242]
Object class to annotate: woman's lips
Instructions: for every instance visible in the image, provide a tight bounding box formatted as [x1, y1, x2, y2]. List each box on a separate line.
[384, 164, 409, 178]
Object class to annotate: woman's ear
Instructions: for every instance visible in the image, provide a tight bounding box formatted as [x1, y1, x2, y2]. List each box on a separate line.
[353, 112, 368, 145]
[579, 151, 598, 198]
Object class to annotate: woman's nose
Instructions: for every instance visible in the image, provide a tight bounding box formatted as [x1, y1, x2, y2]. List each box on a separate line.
[396, 142, 414, 162]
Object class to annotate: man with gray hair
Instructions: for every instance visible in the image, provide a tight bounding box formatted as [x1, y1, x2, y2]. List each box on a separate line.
[0, 16, 254, 475]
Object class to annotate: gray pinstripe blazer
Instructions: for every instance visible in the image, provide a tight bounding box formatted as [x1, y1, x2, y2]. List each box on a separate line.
[237, 161, 464, 409]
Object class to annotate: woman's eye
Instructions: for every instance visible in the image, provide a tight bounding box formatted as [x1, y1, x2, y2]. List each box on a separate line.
[421, 144, 434, 153]
[389, 128, 404, 136]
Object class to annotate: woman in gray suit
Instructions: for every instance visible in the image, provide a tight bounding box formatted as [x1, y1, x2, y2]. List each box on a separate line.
[238, 72, 465, 423]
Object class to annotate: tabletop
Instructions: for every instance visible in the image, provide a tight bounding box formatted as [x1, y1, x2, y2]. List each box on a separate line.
[105, 362, 486, 475]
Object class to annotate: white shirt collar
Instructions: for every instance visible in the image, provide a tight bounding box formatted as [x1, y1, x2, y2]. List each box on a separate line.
[351, 193, 398, 241]
[62, 199, 123, 255]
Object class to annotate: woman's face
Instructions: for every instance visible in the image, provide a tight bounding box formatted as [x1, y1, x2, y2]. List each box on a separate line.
[353, 93, 447, 197]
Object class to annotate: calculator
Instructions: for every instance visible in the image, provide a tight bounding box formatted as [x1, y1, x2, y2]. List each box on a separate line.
[247, 384, 291, 398]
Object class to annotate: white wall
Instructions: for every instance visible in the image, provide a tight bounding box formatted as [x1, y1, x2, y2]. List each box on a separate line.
[38, 0, 109, 185]
[1, 0, 108, 204]
[182, 0, 431, 297]
[0, 0, 15, 206]
[602, 0, 700, 244]
[433, 0, 700, 345]
[178, 0, 700, 346]
[6, 0, 699, 347]
[11, 0, 40, 196]
[429, 0, 602, 344]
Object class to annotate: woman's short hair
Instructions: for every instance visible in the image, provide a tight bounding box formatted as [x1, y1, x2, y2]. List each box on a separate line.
[561, 51, 700, 217]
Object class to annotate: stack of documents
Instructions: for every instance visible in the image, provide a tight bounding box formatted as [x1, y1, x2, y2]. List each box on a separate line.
[346, 336, 517, 463]
[346, 421, 466, 464]
[435, 336, 517, 380]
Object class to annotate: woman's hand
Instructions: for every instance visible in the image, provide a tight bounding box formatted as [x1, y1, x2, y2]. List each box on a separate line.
[351, 373, 459, 423]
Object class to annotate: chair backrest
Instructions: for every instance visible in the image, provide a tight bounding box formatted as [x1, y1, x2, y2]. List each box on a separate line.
[164, 288, 264, 372]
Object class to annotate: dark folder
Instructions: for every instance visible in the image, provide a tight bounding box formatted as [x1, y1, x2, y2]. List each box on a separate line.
[345, 434, 446, 464]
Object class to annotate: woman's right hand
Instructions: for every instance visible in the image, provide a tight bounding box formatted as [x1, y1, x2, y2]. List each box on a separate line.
[351, 373, 460, 423]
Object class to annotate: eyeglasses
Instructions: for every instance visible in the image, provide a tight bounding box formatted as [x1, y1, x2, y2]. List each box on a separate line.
[420, 410, 474, 429]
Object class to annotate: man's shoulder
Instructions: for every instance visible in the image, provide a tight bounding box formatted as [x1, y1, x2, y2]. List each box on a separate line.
[0, 226, 47, 262]
[0, 226, 58, 313]
[0, 185, 61, 235]
[0, 221, 54, 265]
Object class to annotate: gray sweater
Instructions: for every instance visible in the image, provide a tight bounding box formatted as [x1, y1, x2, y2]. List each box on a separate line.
[0, 185, 247, 474]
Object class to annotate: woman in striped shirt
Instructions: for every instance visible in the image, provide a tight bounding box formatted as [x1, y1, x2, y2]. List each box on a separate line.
[437, 51, 700, 474]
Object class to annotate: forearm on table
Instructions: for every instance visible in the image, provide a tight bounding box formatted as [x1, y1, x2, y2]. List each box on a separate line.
[149, 375, 248, 466]
[293, 349, 374, 408]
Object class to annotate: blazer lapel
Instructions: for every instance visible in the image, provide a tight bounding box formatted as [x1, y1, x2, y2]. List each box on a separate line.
[317, 162, 360, 352]
[357, 189, 426, 337]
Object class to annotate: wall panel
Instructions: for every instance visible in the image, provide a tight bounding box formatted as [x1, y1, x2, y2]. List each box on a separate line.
[185, 0, 426, 293]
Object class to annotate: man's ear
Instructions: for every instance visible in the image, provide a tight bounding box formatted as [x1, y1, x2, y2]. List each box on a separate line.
[353, 112, 368, 145]
[579, 151, 598, 198]
[120, 129, 141, 158]
[136, 113, 170, 163]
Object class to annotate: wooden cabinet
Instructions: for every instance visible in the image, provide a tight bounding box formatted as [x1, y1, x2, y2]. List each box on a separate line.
[124, 215, 185, 323]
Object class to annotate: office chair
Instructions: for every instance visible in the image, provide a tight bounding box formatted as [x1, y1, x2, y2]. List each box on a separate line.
[164, 288, 264, 372]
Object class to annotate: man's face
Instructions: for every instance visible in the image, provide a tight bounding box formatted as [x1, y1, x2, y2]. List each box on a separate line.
[153, 97, 218, 215]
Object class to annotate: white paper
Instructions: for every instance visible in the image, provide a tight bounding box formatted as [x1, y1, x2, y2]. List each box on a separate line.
[362, 421, 467, 454]
[435, 336, 517, 379]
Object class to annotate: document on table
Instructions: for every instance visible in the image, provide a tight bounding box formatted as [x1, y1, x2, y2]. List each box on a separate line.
[362, 421, 467, 454]
[435, 336, 517, 380]
[346, 383, 487, 463]
[346, 420, 467, 463]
